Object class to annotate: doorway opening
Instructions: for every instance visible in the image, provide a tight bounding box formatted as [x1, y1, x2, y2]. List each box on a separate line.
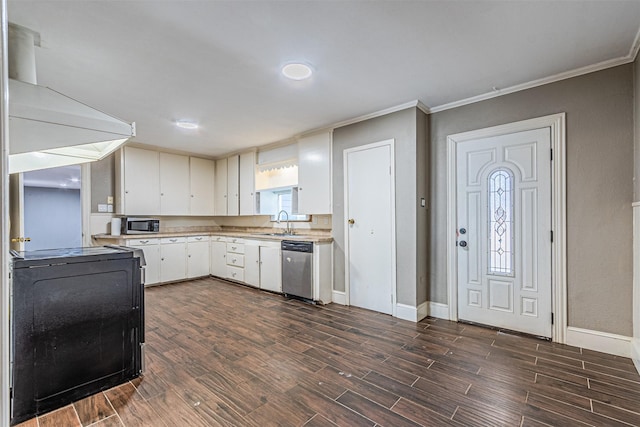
[17, 165, 83, 251]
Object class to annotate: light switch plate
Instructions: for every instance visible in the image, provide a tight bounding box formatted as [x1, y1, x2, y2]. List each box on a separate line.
[107, 196, 114, 204]
[98, 204, 108, 212]
[107, 204, 114, 213]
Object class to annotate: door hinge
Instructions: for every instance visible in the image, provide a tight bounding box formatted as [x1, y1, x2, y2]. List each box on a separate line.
[550, 230, 553, 242]
[551, 313, 554, 325]
[550, 148, 553, 161]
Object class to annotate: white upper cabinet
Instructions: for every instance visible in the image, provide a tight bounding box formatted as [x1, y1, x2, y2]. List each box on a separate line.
[116, 146, 160, 215]
[227, 154, 240, 216]
[190, 157, 215, 215]
[239, 151, 256, 216]
[160, 152, 190, 216]
[214, 158, 228, 216]
[297, 131, 332, 214]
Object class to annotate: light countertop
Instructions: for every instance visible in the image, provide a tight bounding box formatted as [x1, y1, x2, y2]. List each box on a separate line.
[93, 230, 333, 243]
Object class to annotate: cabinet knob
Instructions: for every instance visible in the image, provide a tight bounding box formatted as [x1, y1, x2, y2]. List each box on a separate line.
[299, 187, 302, 191]
[161, 258, 165, 261]
[161, 192, 164, 196]
[348, 218, 355, 225]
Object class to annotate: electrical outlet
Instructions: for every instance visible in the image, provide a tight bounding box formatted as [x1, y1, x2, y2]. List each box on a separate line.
[98, 204, 108, 212]
[107, 196, 114, 204]
[107, 204, 113, 213]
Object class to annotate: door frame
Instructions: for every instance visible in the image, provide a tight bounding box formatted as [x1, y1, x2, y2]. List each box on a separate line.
[80, 163, 92, 247]
[446, 113, 567, 343]
[343, 139, 397, 316]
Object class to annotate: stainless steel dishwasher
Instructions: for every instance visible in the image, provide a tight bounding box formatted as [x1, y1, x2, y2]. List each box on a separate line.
[281, 240, 313, 300]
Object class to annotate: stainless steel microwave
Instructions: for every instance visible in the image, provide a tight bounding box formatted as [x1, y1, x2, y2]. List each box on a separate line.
[122, 217, 160, 234]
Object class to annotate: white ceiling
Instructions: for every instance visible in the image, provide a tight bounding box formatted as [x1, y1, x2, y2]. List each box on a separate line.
[23, 164, 81, 189]
[7, 1, 640, 158]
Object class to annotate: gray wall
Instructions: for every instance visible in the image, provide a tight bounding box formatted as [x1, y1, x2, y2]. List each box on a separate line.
[332, 107, 425, 306]
[24, 186, 82, 250]
[90, 154, 115, 213]
[431, 64, 634, 336]
[416, 109, 429, 304]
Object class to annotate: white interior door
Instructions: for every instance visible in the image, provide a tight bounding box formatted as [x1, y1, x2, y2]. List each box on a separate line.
[457, 128, 552, 337]
[345, 140, 395, 315]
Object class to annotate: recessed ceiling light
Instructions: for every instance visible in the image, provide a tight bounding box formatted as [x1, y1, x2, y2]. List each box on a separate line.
[282, 63, 313, 81]
[175, 120, 199, 130]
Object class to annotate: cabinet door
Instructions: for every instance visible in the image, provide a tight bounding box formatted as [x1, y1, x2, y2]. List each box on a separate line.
[239, 151, 256, 216]
[297, 132, 332, 214]
[123, 147, 160, 215]
[130, 243, 160, 285]
[244, 244, 260, 287]
[187, 239, 210, 278]
[214, 158, 228, 216]
[160, 242, 187, 282]
[227, 155, 240, 216]
[210, 240, 227, 277]
[190, 157, 215, 216]
[160, 153, 190, 215]
[259, 246, 282, 293]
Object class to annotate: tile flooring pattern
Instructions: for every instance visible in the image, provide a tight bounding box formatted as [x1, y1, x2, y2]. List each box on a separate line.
[17, 277, 640, 426]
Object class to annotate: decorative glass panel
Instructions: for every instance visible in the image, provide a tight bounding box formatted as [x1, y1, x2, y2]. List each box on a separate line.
[488, 169, 514, 275]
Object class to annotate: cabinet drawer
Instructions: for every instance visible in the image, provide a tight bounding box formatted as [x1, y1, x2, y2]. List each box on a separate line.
[226, 253, 245, 267]
[228, 237, 243, 244]
[128, 238, 160, 246]
[211, 235, 228, 243]
[187, 235, 209, 243]
[226, 265, 244, 282]
[161, 237, 187, 244]
[226, 242, 245, 254]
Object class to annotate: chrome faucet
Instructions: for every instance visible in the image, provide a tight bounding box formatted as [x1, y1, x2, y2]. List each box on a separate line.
[277, 210, 292, 234]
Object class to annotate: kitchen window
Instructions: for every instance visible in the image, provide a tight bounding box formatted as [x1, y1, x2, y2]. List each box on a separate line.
[270, 188, 310, 222]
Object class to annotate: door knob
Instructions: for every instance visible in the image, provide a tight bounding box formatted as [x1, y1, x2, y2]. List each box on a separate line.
[348, 219, 355, 225]
[459, 240, 467, 248]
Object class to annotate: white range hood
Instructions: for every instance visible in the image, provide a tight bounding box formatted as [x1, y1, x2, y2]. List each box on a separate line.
[8, 23, 135, 174]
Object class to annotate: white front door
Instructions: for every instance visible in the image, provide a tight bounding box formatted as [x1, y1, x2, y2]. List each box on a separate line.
[457, 128, 552, 337]
[345, 140, 395, 315]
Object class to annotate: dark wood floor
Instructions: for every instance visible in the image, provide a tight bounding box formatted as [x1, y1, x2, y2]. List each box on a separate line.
[17, 277, 640, 426]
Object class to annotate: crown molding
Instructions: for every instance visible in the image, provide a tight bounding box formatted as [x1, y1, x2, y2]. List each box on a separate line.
[429, 53, 636, 113]
[323, 100, 426, 131]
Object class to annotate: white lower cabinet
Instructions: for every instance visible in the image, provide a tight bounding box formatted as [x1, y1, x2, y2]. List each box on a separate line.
[187, 236, 210, 278]
[259, 246, 282, 293]
[160, 237, 187, 283]
[226, 239, 245, 281]
[210, 236, 228, 277]
[243, 239, 282, 292]
[127, 238, 161, 286]
[244, 244, 260, 287]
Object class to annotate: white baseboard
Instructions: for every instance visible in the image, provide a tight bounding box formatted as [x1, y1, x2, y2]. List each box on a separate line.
[332, 290, 346, 305]
[395, 303, 417, 322]
[565, 326, 631, 358]
[428, 302, 450, 320]
[632, 338, 640, 374]
[394, 302, 429, 322]
[417, 301, 428, 321]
